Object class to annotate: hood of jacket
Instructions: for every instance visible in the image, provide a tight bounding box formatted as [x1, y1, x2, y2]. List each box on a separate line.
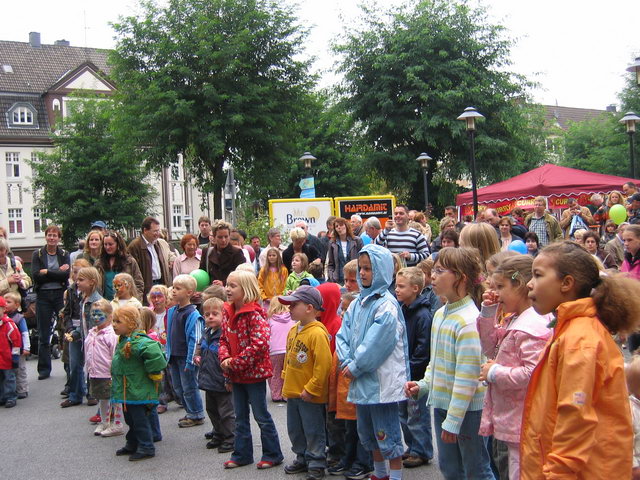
[357, 244, 394, 300]
[404, 292, 434, 314]
[270, 312, 292, 324]
[317, 282, 341, 324]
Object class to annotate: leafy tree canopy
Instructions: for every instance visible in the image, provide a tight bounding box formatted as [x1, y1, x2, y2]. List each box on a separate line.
[109, 0, 315, 218]
[334, 0, 545, 210]
[30, 97, 154, 248]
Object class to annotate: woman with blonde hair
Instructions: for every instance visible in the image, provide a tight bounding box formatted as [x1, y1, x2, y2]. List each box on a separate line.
[82, 230, 103, 265]
[459, 222, 500, 270]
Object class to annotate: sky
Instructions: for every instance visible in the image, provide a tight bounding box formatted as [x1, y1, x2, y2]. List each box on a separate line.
[2, 0, 639, 110]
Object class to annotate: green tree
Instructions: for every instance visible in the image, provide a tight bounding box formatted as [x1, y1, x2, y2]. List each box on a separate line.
[30, 98, 154, 248]
[334, 0, 545, 211]
[560, 113, 630, 177]
[110, 0, 315, 218]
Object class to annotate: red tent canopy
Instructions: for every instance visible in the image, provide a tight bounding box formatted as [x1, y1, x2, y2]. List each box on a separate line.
[456, 164, 635, 207]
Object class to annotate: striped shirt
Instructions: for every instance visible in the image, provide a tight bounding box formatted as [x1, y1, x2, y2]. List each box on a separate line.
[374, 228, 429, 266]
[416, 296, 485, 434]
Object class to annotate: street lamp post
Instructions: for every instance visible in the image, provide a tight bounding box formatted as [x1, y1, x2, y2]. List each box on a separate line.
[620, 112, 640, 179]
[416, 152, 432, 214]
[299, 151, 317, 170]
[627, 57, 640, 87]
[457, 107, 485, 219]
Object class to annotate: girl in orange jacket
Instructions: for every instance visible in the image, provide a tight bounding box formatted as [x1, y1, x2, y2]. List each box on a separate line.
[522, 241, 639, 479]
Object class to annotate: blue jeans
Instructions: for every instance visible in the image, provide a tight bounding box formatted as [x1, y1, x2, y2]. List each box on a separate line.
[356, 403, 404, 459]
[231, 381, 283, 465]
[35, 288, 64, 377]
[68, 339, 85, 403]
[123, 404, 155, 455]
[343, 419, 372, 470]
[287, 398, 327, 469]
[433, 408, 495, 480]
[399, 395, 433, 459]
[149, 406, 162, 442]
[0, 368, 17, 402]
[168, 356, 204, 419]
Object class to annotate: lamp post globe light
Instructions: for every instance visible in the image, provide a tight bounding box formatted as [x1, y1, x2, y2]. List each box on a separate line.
[620, 112, 640, 179]
[299, 151, 316, 169]
[457, 106, 485, 219]
[416, 152, 432, 214]
[627, 57, 640, 87]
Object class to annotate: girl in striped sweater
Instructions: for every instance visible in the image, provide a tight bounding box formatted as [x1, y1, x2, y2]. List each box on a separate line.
[405, 247, 494, 480]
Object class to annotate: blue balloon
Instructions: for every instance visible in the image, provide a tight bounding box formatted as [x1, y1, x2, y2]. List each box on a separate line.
[508, 239, 528, 255]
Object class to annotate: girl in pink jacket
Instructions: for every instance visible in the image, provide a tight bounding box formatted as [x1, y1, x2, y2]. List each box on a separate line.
[477, 255, 552, 480]
[84, 299, 121, 437]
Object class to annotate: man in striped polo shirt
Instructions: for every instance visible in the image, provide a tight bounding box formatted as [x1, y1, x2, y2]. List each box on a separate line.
[375, 205, 430, 266]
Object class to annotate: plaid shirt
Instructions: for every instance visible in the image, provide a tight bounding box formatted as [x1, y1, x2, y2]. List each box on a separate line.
[529, 216, 550, 246]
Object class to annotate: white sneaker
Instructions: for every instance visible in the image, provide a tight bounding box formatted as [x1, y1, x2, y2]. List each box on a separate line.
[100, 424, 124, 437]
[94, 423, 108, 436]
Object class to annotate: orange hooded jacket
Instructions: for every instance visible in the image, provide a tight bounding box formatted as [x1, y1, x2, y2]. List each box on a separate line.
[520, 297, 632, 479]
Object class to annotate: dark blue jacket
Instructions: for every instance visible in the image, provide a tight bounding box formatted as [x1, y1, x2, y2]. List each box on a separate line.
[402, 293, 434, 381]
[197, 327, 226, 393]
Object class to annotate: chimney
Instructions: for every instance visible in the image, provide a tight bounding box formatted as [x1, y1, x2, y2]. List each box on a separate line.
[54, 39, 70, 46]
[606, 104, 617, 113]
[29, 32, 41, 48]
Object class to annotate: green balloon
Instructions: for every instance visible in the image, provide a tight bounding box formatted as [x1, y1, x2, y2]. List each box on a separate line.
[609, 204, 627, 225]
[190, 269, 210, 292]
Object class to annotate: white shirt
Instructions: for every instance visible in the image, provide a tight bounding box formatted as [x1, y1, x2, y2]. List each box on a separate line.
[143, 235, 161, 281]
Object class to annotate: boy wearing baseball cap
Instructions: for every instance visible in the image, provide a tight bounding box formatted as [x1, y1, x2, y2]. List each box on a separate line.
[279, 286, 333, 480]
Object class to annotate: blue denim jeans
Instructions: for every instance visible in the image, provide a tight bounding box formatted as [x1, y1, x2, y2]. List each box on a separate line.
[433, 408, 495, 480]
[67, 339, 85, 403]
[399, 395, 433, 460]
[35, 288, 65, 377]
[231, 381, 283, 465]
[356, 403, 404, 459]
[343, 419, 372, 471]
[287, 398, 327, 469]
[149, 406, 162, 442]
[168, 356, 204, 419]
[123, 404, 155, 455]
[0, 368, 17, 402]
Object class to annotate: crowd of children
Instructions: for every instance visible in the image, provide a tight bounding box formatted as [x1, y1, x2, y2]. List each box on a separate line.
[4, 224, 640, 480]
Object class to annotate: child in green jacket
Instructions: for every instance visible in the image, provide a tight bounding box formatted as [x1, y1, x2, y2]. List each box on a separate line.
[111, 305, 167, 462]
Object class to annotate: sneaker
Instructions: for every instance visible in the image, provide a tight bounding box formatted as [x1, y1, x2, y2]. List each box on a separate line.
[129, 452, 155, 461]
[402, 455, 429, 468]
[17, 392, 28, 399]
[306, 469, 325, 480]
[327, 464, 347, 476]
[94, 424, 108, 436]
[206, 439, 222, 449]
[345, 467, 374, 480]
[101, 424, 125, 437]
[5, 399, 16, 408]
[285, 461, 308, 474]
[178, 417, 205, 428]
[218, 443, 234, 453]
[89, 414, 102, 424]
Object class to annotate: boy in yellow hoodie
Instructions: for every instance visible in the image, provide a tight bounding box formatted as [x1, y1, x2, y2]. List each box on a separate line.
[279, 286, 332, 480]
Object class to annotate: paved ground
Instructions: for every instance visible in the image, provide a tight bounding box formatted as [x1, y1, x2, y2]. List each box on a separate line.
[4, 358, 444, 480]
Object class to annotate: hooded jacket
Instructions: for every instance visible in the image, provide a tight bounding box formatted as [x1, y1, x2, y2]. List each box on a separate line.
[196, 327, 226, 393]
[520, 298, 632, 479]
[84, 324, 118, 379]
[269, 312, 294, 355]
[0, 315, 21, 369]
[166, 304, 204, 370]
[282, 320, 332, 403]
[402, 293, 434, 381]
[317, 282, 342, 354]
[218, 301, 273, 383]
[336, 244, 409, 405]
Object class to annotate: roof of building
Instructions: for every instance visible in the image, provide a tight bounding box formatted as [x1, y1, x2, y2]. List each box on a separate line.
[0, 94, 50, 138]
[543, 104, 610, 130]
[0, 40, 111, 93]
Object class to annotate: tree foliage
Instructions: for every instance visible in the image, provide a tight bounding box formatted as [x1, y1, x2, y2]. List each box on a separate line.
[30, 98, 153, 248]
[109, 0, 315, 218]
[334, 0, 545, 211]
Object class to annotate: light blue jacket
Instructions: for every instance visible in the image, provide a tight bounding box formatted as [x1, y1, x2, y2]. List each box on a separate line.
[166, 305, 204, 370]
[336, 244, 409, 404]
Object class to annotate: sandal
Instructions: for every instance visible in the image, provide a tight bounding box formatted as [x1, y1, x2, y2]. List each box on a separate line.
[224, 460, 245, 469]
[257, 460, 282, 469]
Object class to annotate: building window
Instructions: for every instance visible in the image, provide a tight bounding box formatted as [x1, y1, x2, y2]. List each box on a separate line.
[12, 107, 33, 125]
[33, 208, 47, 233]
[5, 152, 19, 177]
[8, 209, 23, 234]
[31, 151, 40, 163]
[172, 205, 183, 229]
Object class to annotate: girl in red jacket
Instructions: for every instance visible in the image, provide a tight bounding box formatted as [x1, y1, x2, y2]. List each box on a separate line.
[219, 270, 283, 470]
